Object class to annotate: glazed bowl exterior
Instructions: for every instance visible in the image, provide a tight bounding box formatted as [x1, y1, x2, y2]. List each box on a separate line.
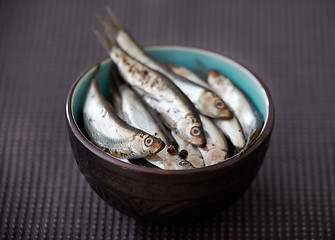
[65, 46, 275, 222]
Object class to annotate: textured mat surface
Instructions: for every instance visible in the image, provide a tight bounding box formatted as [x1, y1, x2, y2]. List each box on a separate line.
[1, 0, 334, 239]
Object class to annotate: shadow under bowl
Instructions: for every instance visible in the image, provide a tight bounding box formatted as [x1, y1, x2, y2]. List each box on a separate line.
[65, 46, 275, 222]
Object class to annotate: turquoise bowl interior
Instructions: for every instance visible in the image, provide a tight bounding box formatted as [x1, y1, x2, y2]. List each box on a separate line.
[71, 46, 269, 138]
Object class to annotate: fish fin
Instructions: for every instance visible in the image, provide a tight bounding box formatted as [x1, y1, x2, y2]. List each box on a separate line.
[195, 59, 209, 81]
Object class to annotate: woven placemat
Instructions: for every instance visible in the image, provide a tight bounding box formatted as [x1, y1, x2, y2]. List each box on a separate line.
[1, 0, 334, 239]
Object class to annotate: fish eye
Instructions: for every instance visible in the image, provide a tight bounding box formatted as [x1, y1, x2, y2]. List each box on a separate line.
[144, 136, 154, 147]
[215, 99, 225, 109]
[179, 160, 191, 166]
[190, 126, 201, 136]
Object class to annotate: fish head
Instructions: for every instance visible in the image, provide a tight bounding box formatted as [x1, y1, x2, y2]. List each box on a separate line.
[185, 152, 205, 168]
[131, 132, 165, 157]
[197, 91, 233, 119]
[176, 114, 206, 147]
[207, 69, 220, 80]
[203, 148, 228, 166]
[207, 70, 229, 90]
[164, 155, 195, 170]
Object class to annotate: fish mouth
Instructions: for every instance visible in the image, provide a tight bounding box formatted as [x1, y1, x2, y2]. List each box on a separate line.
[150, 139, 166, 155]
[220, 108, 233, 120]
[190, 135, 207, 147]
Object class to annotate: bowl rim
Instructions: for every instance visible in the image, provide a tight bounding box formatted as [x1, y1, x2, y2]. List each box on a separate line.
[65, 45, 275, 176]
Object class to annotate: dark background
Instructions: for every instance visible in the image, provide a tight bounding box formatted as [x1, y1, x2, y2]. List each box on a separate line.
[1, 0, 334, 239]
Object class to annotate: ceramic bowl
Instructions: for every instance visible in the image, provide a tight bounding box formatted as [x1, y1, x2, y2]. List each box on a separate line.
[65, 46, 275, 222]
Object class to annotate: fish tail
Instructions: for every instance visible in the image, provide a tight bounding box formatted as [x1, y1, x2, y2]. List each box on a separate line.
[96, 13, 118, 41]
[97, 8, 122, 41]
[94, 30, 116, 53]
[105, 7, 124, 32]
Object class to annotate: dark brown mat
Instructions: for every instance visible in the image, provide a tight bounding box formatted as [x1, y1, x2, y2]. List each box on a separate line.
[1, 0, 334, 239]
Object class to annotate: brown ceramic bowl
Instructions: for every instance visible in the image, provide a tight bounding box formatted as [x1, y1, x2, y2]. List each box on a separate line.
[65, 46, 274, 222]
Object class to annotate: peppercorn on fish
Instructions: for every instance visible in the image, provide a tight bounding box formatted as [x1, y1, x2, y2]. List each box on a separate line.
[171, 131, 204, 168]
[83, 66, 165, 160]
[95, 32, 206, 147]
[98, 8, 232, 119]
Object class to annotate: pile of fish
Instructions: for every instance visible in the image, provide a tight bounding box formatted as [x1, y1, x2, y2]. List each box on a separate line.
[82, 8, 262, 170]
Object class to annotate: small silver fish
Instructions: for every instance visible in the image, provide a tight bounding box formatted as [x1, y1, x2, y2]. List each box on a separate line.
[198, 115, 229, 166]
[95, 31, 206, 147]
[166, 63, 246, 150]
[207, 70, 260, 145]
[213, 116, 246, 150]
[83, 66, 165, 160]
[114, 80, 194, 170]
[98, 8, 232, 120]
